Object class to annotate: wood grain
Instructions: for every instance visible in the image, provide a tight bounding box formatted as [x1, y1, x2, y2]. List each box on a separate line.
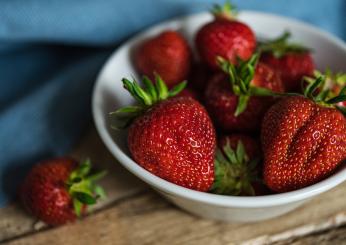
[274, 225, 346, 245]
[2, 182, 346, 245]
[0, 129, 146, 242]
[1, 128, 345, 244]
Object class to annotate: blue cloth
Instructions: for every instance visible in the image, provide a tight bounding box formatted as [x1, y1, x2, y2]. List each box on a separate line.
[0, 0, 345, 207]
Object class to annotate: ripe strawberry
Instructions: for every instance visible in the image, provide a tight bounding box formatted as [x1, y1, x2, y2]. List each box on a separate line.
[134, 30, 191, 88]
[20, 158, 106, 226]
[195, 1, 256, 69]
[262, 77, 346, 192]
[259, 31, 314, 92]
[205, 54, 284, 133]
[111, 75, 216, 191]
[211, 134, 261, 196]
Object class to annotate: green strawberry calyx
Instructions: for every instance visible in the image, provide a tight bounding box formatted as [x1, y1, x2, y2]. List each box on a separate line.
[66, 159, 107, 217]
[217, 54, 278, 116]
[110, 74, 187, 129]
[258, 31, 311, 58]
[211, 0, 237, 20]
[303, 71, 346, 115]
[211, 140, 260, 196]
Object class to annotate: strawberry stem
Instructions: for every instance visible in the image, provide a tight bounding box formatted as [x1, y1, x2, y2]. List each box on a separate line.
[303, 74, 346, 112]
[217, 54, 275, 116]
[258, 31, 311, 58]
[211, 140, 259, 196]
[211, 0, 237, 20]
[110, 74, 187, 129]
[66, 159, 107, 217]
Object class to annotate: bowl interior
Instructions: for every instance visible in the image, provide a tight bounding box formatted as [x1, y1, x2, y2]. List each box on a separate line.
[92, 11, 346, 207]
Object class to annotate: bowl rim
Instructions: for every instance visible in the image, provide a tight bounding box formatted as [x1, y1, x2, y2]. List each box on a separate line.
[92, 10, 346, 208]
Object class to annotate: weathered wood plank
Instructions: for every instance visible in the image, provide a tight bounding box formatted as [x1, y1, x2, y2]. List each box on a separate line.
[274, 225, 346, 245]
[2, 181, 346, 245]
[0, 128, 146, 242]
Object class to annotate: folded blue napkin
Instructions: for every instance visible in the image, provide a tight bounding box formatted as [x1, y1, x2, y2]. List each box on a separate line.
[0, 0, 345, 207]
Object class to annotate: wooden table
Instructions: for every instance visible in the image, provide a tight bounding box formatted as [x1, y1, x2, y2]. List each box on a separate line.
[1, 128, 346, 245]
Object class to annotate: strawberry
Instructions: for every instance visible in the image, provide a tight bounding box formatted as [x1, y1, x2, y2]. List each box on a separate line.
[134, 30, 191, 88]
[20, 158, 106, 226]
[110, 75, 216, 191]
[262, 77, 346, 192]
[195, 1, 256, 69]
[205, 54, 284, 133]
[259, 31, 314, 92]
[211, 134, 261, 196]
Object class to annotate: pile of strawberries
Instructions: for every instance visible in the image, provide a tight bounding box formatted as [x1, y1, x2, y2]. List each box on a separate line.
[112, 2, 346, 196]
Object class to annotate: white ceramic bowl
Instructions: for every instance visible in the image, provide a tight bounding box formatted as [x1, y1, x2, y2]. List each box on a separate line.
[92, 11, 346, 222]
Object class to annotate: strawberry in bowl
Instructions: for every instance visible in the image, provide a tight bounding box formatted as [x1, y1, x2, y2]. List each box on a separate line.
[93, 1, 346, 222]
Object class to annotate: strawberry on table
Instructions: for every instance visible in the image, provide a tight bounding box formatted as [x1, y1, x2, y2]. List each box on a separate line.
[205, 54, 284, 133]
[110, 75, 216, 192]
[259, 31, 315, 92]
[20, 158, 107, 226]
[134, 30, 191, 88]
[195, 1, 256, 69]
[262, 76, 346, 192]
[211, 134, 262, 196]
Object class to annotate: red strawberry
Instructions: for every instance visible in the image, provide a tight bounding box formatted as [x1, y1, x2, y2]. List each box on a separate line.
[259, 31, 314, 92]
[262, 77, 346, 192]
[134, 30, 191, 88]
[20, 158, 106, 226]
[205, 55, 284, 133]
[211, 134, 261, 195]
[111, 75, 216, 191]
[195, 1, 256, 69]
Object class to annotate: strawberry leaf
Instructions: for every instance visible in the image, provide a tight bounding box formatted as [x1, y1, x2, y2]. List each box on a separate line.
[132, 80, 152, 106]
[73, 198, 83, 217]
[87, 170, 108, 182]
[234, 95, 250, 116]
[142, 76, 158, 103]
[211, 0, 237, 20]
[94, 185, 107, 200]
[326, 95, 346, 104]
[112, 75, 187, 129]
[211, 140, 259, 196]
[236, 141, 246, 164]
[258, 31, 311, 58]
[155, 73, 169, 100]
[168, 81, 187, 97]
[66, 159, 107, 217]
[74, 192, 97, 205]
[222, 143, 237, 165]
